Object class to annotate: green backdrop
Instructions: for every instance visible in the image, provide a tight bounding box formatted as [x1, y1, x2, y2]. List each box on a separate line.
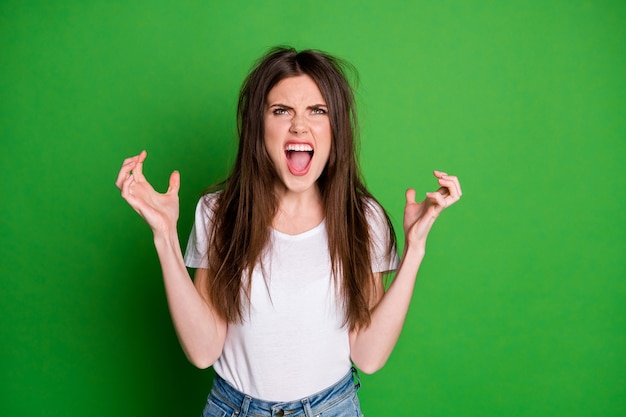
[1, 1, 624, 416]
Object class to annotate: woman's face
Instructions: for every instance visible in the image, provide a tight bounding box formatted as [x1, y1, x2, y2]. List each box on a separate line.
[263, 74, 332, 198]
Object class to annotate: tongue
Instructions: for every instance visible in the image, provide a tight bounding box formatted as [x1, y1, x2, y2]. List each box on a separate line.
[288, 151, 312, 172]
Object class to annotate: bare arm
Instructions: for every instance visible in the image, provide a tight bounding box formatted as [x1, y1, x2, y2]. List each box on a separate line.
[350, 170, 462, 373]
[115, 151, 226, 368]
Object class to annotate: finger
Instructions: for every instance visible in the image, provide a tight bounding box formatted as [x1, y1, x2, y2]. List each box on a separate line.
[440, 175, 462, 198]
[115, 155, 141, 189]
[405, 188, 417, 205]
[426, 191, 447, 208]
[434, 170, 462, 198]
[167, 170, 180, 195]
[120, 171, 136, 200]
[435, 178, 462, 210]
[446, 175, 462, 196]
[436, 184, 450, 198]
[437, 177, 459, 199]
[435, 182, 459, 210]
[131, 150, 148, 181]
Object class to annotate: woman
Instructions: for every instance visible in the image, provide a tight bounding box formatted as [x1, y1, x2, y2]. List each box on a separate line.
[115, 47, 461, 417]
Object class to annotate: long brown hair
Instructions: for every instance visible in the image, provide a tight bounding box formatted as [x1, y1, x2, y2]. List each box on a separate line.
[204, 47, 396, 330]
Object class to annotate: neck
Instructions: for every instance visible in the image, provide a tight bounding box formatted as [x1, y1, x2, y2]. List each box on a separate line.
[273, 184, 324, 235]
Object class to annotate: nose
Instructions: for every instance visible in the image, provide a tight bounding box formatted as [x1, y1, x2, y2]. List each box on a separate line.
[289, 114, 308, 134]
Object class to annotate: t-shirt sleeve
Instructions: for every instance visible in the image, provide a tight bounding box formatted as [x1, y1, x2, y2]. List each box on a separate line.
[183, 193, 219, 269]
[366, 198, 400, 273]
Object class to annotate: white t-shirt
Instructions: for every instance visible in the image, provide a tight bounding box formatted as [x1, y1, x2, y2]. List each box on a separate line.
[184, 193, 399, 401]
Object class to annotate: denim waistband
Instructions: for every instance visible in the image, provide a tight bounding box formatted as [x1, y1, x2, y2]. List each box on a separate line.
[209, 367, 361, 417]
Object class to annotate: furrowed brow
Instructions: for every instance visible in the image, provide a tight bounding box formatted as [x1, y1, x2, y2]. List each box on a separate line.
[268, 103, 293, 109]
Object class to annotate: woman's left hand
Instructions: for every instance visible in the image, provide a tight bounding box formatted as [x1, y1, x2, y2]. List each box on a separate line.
[404, 170, 462, 248]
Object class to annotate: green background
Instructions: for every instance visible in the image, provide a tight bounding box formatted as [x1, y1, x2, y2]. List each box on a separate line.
[1, 1, 624, 416]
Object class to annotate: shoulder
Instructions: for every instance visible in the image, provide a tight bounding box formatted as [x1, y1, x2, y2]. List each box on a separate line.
[197, 191, 222, 214]
[362, 196, 388, 225]
[192, 191, 223, 225]
[200, 190, 222, 206]
[361, 196, 399, 268]
[362, 195, 395, 242]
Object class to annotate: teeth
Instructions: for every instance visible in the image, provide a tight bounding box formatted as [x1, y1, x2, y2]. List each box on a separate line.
[285, 144, 313, 152]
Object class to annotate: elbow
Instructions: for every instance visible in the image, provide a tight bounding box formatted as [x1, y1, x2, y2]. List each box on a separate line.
[351, 343, 393, 375]
[185, 348, 221, 370]
[352, 356, 388, 375]
[190, 357, 214, 370]
[356, 362, 385, 375]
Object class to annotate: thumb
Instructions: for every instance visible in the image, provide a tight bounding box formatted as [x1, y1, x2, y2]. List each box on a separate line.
[405, 188, 416, 205]
[167, 170, 180, 195]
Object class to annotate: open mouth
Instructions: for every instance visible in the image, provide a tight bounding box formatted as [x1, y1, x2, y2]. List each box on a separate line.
[285, 143, 314, 175]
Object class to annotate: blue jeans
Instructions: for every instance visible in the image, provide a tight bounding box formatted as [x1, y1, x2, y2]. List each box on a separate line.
[201, 367, 364, 417]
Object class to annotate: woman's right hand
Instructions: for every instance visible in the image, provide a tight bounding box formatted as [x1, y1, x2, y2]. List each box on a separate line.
[117, 153, 225, 367]
[115, 150, 180, 235]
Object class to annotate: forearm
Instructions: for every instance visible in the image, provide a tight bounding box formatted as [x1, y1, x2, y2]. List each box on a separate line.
[153, 230, 225, 368]
[350, 243, 425, 374]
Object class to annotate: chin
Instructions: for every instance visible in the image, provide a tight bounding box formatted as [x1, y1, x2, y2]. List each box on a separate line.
[277, 172, 321, 196]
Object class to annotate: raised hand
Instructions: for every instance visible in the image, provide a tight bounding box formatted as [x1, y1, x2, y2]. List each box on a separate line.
[115, 150, 180, 234]
[403, 170, 462, 248]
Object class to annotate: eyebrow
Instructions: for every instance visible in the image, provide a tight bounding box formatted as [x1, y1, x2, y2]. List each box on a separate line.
[268, 103, 328, 109]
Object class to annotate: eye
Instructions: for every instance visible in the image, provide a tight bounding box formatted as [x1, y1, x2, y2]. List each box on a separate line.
[272, 107, 289, 115]
[311, 107, 327, 115]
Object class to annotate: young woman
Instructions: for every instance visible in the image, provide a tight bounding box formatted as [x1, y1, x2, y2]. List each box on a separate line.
[115, 47, 461, 417]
